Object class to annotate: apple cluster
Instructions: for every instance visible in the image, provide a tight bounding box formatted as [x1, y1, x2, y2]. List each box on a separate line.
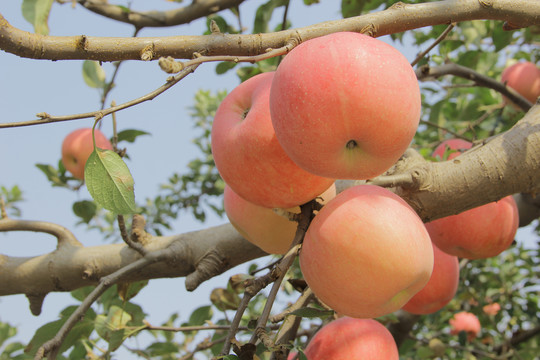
[211, 32, 524, 358]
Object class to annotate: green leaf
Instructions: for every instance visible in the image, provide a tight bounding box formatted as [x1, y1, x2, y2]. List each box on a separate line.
[35, 163, 70, 187]
[21, 0, 54, 35]
[25, 306, 96, 356]
[72, 200, 97, 223]
[289, 307, 334, 319]
[188, 305, 213, 326]
[116, 129, 150, 143]
[85, 149, 136, 215]
[341, 0, 365, 18]
[253, 0, 289, 34]
[216, 61, 237, 75]
[82, 60, 106, 89]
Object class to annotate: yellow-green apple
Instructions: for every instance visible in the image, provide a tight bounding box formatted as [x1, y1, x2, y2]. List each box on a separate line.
[224, 183, 336, 255]
[432, 138, 472, 160]
[211, 72, 334, 208]
[299, 185, 433, 318]
[427, 140, 519, 259]
[501, 61, 540, 104]
[450, 311, 481, 341]
[402, 242, 459, 315]
[61, 128, 113, 180]
[483, 302, 501, 316]
[303, 317, 399, 360]
[270, 32, 421, 180]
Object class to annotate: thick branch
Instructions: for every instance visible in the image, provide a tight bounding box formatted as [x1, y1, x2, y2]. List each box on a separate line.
[78, 0, 245, 29]
[1, 0, 539, 61]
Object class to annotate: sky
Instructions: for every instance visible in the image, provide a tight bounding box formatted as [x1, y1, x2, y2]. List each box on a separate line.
[0, 0, 538, 358]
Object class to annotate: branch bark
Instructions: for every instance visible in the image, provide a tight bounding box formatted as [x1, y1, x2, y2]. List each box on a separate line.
[1, 0, 539, 62]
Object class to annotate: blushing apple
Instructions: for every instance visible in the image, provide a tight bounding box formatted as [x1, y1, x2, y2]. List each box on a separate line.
[303, 317, 399, 360]
[432, 138, 472, 161]
[425, 195, 518, 259]
[402, 242, 459, 315]
[270, 32, 421, 180]
[61, 128, 113, 180]
[224, 183, 336, 254]
[211, 72, 334, 208]
[450, 311, 481, 341]
[300, 185, 433, 319]
[501, 61, 540, 104]
[483, 302, 501, 316]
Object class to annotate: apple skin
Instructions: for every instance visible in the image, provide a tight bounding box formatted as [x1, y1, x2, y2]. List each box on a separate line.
[224, 183, 336, 254]
[432, 138, 472, 160]
[402, 242, 459, 315]
[303, 317, 399, 360]
[501, 61, 540, 104]
[61, 128, 113, 180]
[270, 32, 421, 180]
[299, 185, 433, 319]
[211, 72, 334, 209]
[483, 302, 501, 316]
[450, 311, 481, 341]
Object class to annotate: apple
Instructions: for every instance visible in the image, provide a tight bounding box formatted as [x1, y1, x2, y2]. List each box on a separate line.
[432, 138, 472, 160]
[270, 32, 421, 180]
[483, 302, 501, 316]
[427, 140, 519, 259]
[61, 127, 113, 180]
[402, 242, 459, 315]
[303, 317, 399, 360]
[224, 183, 336, 255]
[299, 185, 433, 319]
[501, 61, 540, 104]
[450, 311, 481, 341]
[211, 71, 335, 209]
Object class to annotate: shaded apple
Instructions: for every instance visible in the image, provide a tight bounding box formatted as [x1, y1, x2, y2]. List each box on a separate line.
[501, 61, 540, 105]
[450, 311, 481, 341]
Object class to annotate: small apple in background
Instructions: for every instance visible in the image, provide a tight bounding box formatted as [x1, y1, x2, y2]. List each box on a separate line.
[270, 32, 421, 180]
[483, 302, 501, 316]
[299, 185, 433, 319]
[427, 139, 519, 259]
[501, 61, 540, 105]
[402, 242, 459, 315]
[450, 311, 481, 341]
[303, 317, 399, 360]
[211, 71, 335, 209]
[224, 183, 336, 255]
[61, 128, 113, 180]
[432, 138, 472, 161]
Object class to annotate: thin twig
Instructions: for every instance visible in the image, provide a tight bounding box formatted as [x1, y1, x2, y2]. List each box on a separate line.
[117, 215, 147, 256]
[0, 197, 7, 219]
[411, 23, 455, 66]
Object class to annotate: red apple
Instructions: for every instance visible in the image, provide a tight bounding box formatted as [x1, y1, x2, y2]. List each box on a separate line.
[432, 138, 472, 161]
[224, 183, 336, 254]
[483, 302, 501, 316]
[402, 242, 459, 315]
[450, 311, 481, 341]
[425, 195, 518, 259]
[501, 61, 540, 104]
[61, 128, 113, 180]
[300, 185, 433, 319]
[303, 317, 399, 360]
[270, 32, 421, 180]
[211, 72, 334, 208]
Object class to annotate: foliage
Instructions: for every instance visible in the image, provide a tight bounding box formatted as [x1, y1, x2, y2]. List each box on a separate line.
[1, 0, 539, 359]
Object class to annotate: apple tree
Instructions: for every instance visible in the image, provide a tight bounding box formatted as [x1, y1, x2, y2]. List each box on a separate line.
[1, 0, 539, 359]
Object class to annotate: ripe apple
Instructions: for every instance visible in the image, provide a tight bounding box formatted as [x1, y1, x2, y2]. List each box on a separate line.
[432, 138, 472, 161]
[61, 127, 113, 180]
[450, 311, 481, 341]
[211, 72, 334, 209]
[303, 317, 399, 360]
[501, 61, 540, 104]
[270, 32, 421, 180]
[224, 183, 336, 254]
[402, 242, 459, 315]
[299, 185, 433, 319]
[427, 139, 519, 259]
[483, 302, 501, 316]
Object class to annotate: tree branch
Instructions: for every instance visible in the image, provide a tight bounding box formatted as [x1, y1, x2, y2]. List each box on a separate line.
[77, 0, 246, 29]
[1, 0, 539, 62]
